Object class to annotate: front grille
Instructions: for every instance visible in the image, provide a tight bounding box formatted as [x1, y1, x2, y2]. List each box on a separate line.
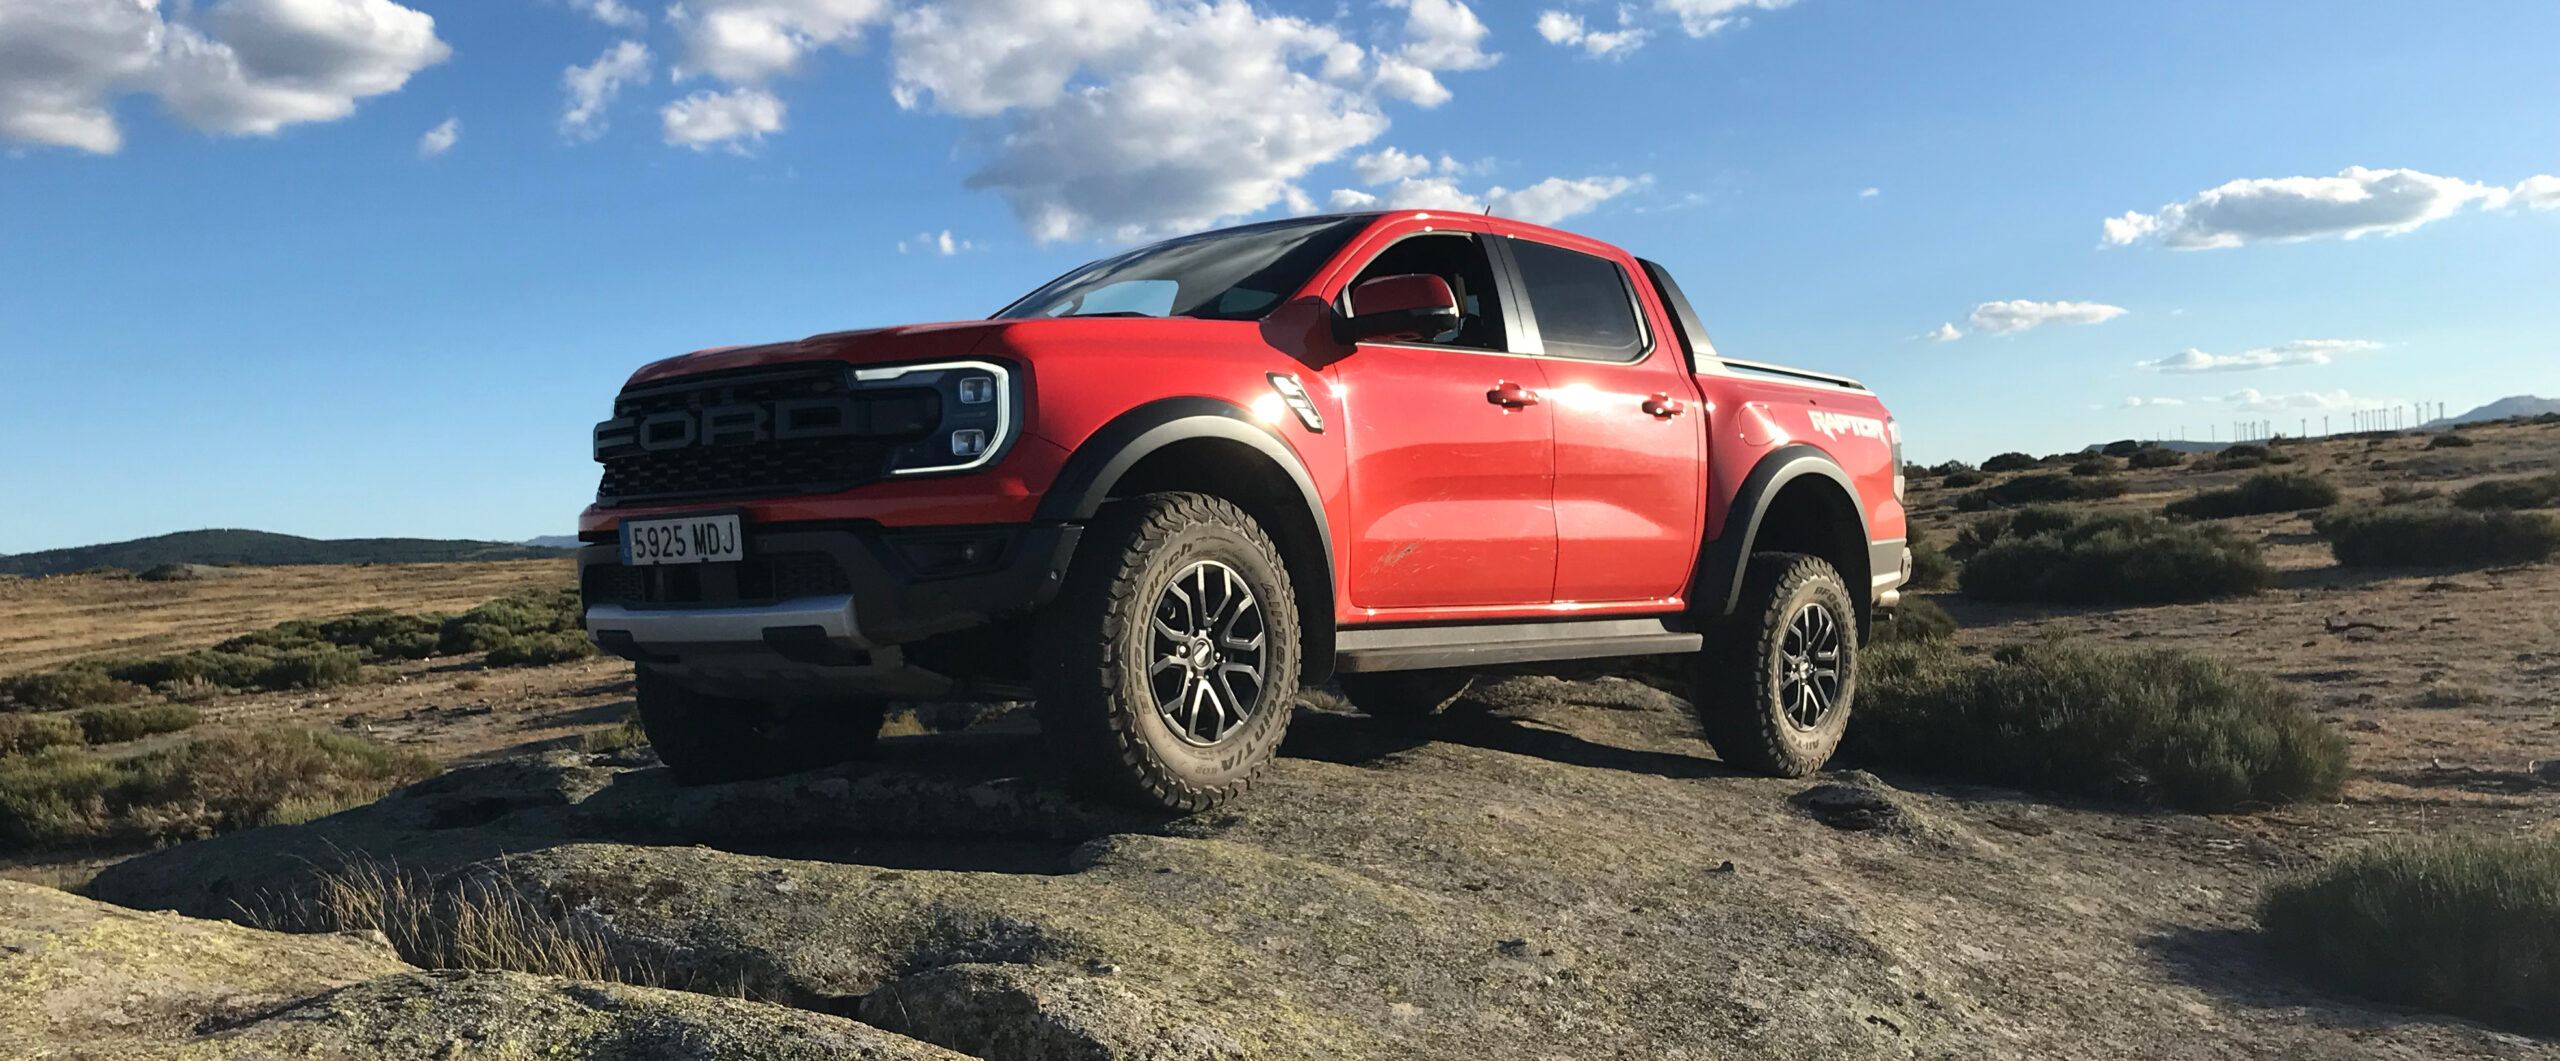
[594, 364, 933, 504]
[583, 552, 855, 608]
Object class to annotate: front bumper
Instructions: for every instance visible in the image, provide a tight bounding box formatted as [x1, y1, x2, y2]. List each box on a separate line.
[579, 521, 1079, 695]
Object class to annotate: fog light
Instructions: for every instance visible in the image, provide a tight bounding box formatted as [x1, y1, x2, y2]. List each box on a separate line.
[957, 377, 995, 404]
[950, 429, 987, 456]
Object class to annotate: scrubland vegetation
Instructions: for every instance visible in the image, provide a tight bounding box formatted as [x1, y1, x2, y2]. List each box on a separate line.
[1954, 472, 2130, 511]
[0, 726, 437, 849]
[1955, 507, 2270, 603]
[2314, 506, 2560, 567]
[2164, 471, 2341, 520]
[2260, 837, 2560, 1034]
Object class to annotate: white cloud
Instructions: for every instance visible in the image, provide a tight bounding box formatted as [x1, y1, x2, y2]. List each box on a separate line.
[661, 86, 784, 150]
[0, 0, 450, 153]
[1324, 173, 1647, 225]
[2102, 166, 2560, 250]
[567, 0, 647, 30]
[1966, 299, 2129, 335]
[1916, 322, 1960, 343]
[561, 40, 651, 140]
[897, 229, 972, 254]
[670, 0, 887, 84]
[2121, 397, 2185, 408]
[2219, 388, 2378, 413]
[1353, 146, 1434, 185]
[1859, 187, 1879, 198]
[416, 115, 456, 156]
[1535, 8, 1648, 57]
[1653, 0, 1793, 37]
[2135, 339, 2380, 374]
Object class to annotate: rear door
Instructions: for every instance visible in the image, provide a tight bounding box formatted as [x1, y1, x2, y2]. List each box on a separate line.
[1325, 225, 1557, 610]
[1496, 235, 1701, 604]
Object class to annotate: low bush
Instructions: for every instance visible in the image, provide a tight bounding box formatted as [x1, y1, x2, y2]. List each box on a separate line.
[1981, 452, 2038, 472]
[2259, 837, 2560, 1034]
[2452, 474, 2560, 511]
[2427, 433, 2476, 449]
[1926, 461, 1974, 477]
[2100, 439, 2143, 458]
[1959, 508, 2270, 603]
[441, 587, 585, 656]
[0, 726, 438, 849]
[2070, 457, 2116, 477]
[1953, 473, 2130, 511]
[1850, 641, 2347, 811]
[2127, 447, 2186, 469]
[0, 668, 145, 712]
[1941, 469, 1986, 488]
[1870, 597, 1957, 644]
[72, 704, 199, 744]
[2315, 506, 2560, 568]
[2164, 471, 2342, 520]
[1907, 537, 1956, 589]
[482, 631, 595, 668]
[2377, 484, 2443, 506]
[0, 714, 84, 757]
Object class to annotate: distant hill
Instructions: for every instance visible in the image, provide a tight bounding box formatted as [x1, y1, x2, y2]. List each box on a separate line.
[0, 530, 576, 577]
[524, 535, 584, 549]
[2421, 395, 2560, 430]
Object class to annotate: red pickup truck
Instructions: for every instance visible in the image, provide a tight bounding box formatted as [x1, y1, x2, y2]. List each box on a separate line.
[580, 210, 1909, 809]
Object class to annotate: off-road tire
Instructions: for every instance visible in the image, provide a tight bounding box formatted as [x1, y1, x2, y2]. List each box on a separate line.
[634, 669, 887, 785]
[1035, 492, 1300, 812]
[1692, 552, 1856, 777]
[1337, 670, 1476, 725]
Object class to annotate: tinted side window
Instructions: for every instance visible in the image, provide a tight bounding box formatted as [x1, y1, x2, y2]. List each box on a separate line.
[1506, 238, 1645, 362]
[1345, 234, 1508, 351]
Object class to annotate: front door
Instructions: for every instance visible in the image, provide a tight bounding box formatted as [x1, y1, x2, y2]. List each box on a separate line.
[1500, 235, 1701, 603]
[1328, 230, 1557, 610]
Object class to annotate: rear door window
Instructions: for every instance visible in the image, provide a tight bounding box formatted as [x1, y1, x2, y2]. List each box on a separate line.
[1504, 238, 1647, 362]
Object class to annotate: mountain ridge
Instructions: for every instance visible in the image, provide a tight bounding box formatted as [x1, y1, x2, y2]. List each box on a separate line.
[0, 529, 575, 577]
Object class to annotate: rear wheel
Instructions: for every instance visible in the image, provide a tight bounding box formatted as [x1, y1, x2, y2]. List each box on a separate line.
[1336, 670, 1476, 724]
[1692, 552, 1857, 777]
[1035, 492, 1299, 812]
[634, 669, 887, 785]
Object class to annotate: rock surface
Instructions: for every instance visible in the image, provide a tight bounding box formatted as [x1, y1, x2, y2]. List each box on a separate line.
[77, 676, 2560, 1060]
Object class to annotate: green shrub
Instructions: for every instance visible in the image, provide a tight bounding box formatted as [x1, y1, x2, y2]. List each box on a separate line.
[2427, 433, 2476, 449]
[2315, 505, 2560, 568]
[72, 704, 199, 744]
[2127, 447, 2186, 469]
[1926, 461, 1974, 477]
[2164, 471, 2342, 520]
[1908, 537, 1955, 590]
[441, 587, 585, 656]
[1959, 509, 2269, 603]
[1870, 597, 1956, 644]
[0, 714, 85, 757]
[1850, 641, 2346, 811]
[0, 667, 145, 712]
[1981, 452, 2038, 472]
[1954, 473, 2131, 511]
[2217, 443, 2271, 465]
[2377, 484, 2442, 505]
[2070, 457, 2115, 477]
[482, 632, 596, 668]
[0, 726, 439, 849]
[2452, 474, 2560, 511]
[2259, 837, 2560, 1034]
[1941, 469, 1986, 488]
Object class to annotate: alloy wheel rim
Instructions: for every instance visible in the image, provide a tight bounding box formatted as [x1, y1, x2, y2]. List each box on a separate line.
[1778, 601, 1843, 729]
[1147, 560, 1268, 746]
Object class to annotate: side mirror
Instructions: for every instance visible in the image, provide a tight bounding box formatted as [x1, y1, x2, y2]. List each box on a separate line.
[1332, 274, 1462, 345]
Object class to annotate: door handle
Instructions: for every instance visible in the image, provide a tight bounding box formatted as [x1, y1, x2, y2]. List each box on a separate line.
[1487, 381, 1541, 408]
[1642, 393, 1687, 418]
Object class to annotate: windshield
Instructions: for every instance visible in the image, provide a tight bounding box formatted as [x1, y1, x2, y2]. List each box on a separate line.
[994, 216, 1372, 322]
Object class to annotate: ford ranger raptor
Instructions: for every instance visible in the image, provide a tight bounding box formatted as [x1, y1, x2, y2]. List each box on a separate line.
[580, 210, 1910, 810]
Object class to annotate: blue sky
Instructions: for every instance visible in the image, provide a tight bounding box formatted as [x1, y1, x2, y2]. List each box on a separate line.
[2, 0, 2555, 554]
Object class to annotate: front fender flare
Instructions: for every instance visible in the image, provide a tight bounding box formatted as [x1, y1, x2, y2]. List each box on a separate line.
[1696, 443, 1870, 616]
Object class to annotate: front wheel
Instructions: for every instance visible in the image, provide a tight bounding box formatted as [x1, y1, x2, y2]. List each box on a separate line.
[1035, 492, 1299, 812]
[1691, 552, 1857, 777]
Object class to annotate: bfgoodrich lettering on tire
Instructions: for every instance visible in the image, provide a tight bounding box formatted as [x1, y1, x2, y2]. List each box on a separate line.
[1692, 552, 1856, 777]
[1035, 492, 1300, 811]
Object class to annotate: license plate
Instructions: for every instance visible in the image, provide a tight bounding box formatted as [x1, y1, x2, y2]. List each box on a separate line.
[620, 514, 743, 566]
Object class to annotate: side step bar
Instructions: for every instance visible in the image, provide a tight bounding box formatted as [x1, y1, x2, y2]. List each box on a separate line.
[1334, 618, 1702, 674]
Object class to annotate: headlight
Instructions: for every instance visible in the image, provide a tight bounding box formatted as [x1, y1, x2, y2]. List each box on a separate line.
[850, 360, 1017, 475]
[1887, 417, 1905, 501]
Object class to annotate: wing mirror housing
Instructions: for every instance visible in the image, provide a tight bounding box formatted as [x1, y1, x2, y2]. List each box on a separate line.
[1332, 274, 1462, 345]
